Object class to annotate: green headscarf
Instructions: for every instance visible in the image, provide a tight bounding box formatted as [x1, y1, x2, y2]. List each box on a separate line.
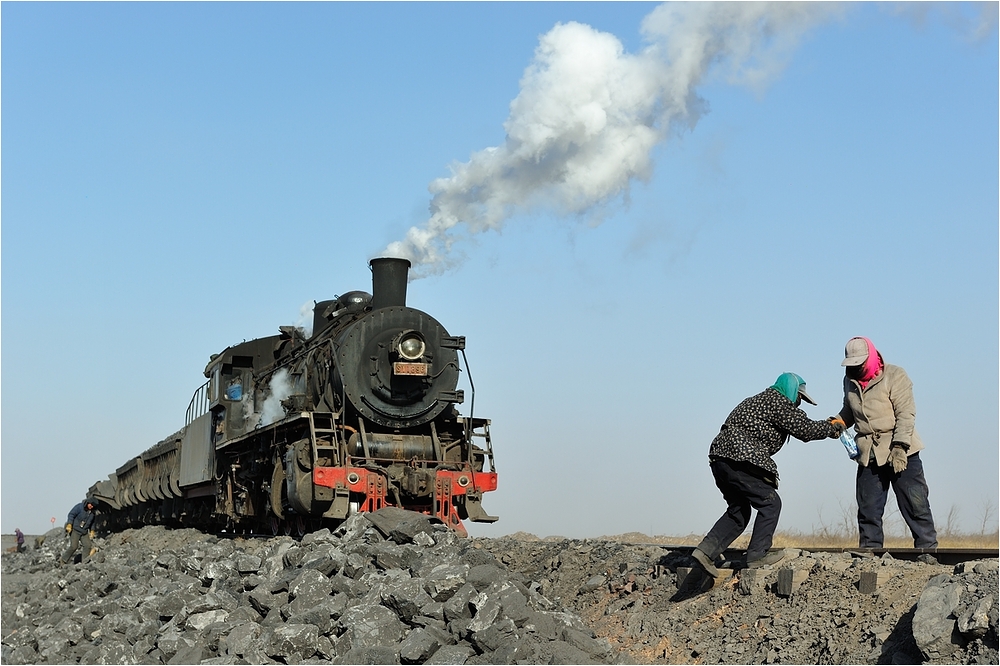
[771, 372, 806, 405]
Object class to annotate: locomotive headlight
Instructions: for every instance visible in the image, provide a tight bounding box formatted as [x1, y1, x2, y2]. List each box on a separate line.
[397, 333, 426, 361]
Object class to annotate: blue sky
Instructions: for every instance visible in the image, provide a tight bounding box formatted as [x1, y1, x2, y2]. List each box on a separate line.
[2, 2, 997, 539]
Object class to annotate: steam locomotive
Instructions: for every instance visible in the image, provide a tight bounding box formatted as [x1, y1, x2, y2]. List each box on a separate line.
[87, 258, 498, 536]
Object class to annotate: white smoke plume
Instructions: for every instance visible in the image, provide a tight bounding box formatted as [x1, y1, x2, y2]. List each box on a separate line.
[259, 368, 294, 427]
[383, 2, 844, 276]
[889, 1, 999, 43]
[295, 300, 315, 338]
[241, 390, 260, 430]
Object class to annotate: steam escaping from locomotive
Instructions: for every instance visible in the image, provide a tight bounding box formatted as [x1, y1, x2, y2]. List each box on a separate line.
[260, 368, 294, 426]
[384, 2, 844, 276]
[296, 300, 315, 338]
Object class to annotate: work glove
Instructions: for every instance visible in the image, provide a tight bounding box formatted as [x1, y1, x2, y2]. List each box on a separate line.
[827, 417, 846, 437]
[889, 443, 908, 474]
[65, 523, 72, 534]
[89, 530, 95, 539]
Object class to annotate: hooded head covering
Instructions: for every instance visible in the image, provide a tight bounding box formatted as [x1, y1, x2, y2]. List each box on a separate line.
[842, 336, 883, 389]
[771, 372, 817, 407]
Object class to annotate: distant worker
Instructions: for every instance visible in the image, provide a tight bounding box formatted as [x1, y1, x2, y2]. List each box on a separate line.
[835, 337, 938, 551]
[691, 373, 844, 578]
[61, 498, 98, 564]
[15, 528, 24, 553]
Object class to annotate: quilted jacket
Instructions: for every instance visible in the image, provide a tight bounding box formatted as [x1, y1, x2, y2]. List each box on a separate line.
[67, 501, 98, 534]
[709, 387, 839, 481]
[837, 363, 924, 468]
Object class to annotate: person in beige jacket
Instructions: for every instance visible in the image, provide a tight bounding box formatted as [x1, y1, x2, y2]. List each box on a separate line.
[836, 337, 938, 550]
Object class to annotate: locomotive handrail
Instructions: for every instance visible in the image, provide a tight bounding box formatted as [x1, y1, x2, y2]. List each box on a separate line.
[460, 348, 475, 447]
[185, 380, 210, 426]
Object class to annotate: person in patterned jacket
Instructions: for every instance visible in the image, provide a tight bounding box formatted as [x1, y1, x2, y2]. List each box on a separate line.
[691, 373, 844, 577]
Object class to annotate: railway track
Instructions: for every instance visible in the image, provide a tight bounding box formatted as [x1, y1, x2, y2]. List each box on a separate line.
[638, 543, 999, 567]
[214, 530, 998, 567]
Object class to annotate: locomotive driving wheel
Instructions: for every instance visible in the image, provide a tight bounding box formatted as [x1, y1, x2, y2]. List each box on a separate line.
[270, 464, 286, 520]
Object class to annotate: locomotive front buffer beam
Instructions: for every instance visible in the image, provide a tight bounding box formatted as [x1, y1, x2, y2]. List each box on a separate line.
[313, 466, 498, 536]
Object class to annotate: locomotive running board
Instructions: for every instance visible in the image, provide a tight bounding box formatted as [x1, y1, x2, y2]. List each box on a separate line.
[214, 411, 311, 451]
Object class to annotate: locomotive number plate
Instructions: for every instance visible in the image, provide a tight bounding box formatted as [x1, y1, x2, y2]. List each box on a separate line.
[393, 362, 428, 376]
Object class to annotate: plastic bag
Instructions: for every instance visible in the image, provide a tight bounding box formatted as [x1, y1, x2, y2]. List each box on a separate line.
[840, 430, 860, 460]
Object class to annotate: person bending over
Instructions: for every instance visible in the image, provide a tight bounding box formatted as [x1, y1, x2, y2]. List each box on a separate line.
[691, 373, 843, 577]
[61, 498, 98, 565]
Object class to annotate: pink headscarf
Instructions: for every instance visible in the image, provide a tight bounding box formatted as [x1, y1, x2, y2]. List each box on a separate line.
[855, 337, 883, 389]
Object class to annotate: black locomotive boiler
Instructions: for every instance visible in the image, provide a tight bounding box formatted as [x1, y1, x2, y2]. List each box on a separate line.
[87, 258, 498, 536]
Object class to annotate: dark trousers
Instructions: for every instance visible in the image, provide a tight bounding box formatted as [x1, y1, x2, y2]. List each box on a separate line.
[856, 453, 937, 549]
[61, 530, 92, 564]
[698, 458, 782, 562]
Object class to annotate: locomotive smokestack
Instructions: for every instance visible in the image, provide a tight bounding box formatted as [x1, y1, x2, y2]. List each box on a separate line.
[369, 257, 410, 309]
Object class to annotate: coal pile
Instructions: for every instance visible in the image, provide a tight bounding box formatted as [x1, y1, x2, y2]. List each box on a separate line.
[912, 561, 999, 663]
[0, 510, 612, 665]
[475, 537, 998, 665]
[3, 518, 997, 665]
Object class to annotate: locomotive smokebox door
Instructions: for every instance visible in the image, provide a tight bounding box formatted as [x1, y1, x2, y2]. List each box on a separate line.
[336, 307, 461, 429]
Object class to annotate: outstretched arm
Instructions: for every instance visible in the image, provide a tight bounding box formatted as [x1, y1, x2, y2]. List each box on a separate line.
[778, 406, 840, 442]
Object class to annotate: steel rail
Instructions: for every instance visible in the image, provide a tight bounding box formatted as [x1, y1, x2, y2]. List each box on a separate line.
[629, 543, 998, 566]
[208, 533, 999, 566]
[778, 547, 999, 566]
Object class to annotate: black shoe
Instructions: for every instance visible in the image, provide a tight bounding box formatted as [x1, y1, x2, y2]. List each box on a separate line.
[692, 548, 719, 577]
[746, 550, 786, 569]
[670, 567, 716, 602]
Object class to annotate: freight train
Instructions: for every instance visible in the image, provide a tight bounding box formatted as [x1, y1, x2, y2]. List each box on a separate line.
[86, 258, 498, 536]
